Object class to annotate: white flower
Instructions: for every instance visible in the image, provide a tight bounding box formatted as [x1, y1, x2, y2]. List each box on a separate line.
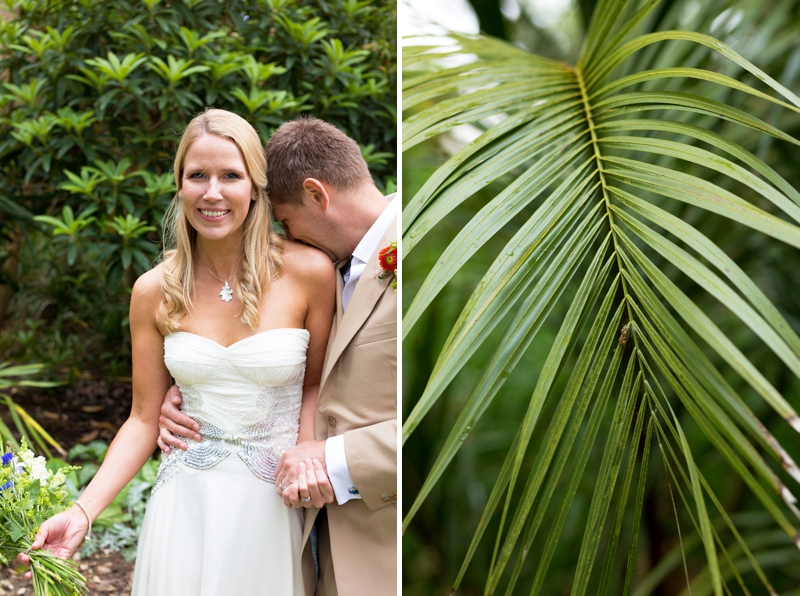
[30, 456, 51, 486]
[50, 471, 66, 489]
[18, 449, 34, 469]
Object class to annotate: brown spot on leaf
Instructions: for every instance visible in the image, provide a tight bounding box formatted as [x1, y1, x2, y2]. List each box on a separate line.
[618, 323, 629, 346]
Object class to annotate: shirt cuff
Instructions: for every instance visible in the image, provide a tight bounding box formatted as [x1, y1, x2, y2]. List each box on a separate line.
[325, 435, 361, 505]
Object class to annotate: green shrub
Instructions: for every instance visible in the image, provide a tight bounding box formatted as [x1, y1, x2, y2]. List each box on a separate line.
[0, 0, 396, 371]
[67, 440, 159, 560]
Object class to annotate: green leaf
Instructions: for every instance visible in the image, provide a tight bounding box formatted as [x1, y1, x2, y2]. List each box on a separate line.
[403, 139, 590, 337]
[604, 157, 800, 248]
[403, 101, 586, 248]
[8, 524, 25, 543]
[403, 3, 800, 593]
[403, 194, 605, 442]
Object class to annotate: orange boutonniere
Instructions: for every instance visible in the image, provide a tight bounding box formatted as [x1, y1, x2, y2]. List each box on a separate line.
[376, 241, 398, 290]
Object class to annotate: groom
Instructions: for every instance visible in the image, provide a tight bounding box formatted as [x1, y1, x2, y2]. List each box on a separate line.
[157, 116, 398, 596]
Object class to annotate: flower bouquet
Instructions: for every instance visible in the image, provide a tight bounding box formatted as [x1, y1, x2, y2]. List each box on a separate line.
[0, 440, 87, 595]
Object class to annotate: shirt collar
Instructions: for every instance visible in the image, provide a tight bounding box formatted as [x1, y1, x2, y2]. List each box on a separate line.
[350, 194, 398, 266]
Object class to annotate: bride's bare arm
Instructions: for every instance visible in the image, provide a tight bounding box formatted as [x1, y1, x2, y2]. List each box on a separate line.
[21, 268, 171, 561]
[297, 384, 320, 444]
[77, 269, 172, 519]
[297, 248, 336, 443]
[275, 248, 335, 508]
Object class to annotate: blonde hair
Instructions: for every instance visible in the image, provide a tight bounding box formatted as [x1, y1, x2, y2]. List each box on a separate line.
[158, 108, 283, 333]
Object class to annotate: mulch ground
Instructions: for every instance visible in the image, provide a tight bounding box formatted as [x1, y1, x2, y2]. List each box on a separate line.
[2, 377, 137, 594]
[6, 376, 134, 448]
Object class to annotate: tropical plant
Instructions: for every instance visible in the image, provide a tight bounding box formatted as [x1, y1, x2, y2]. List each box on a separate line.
[0, 362, 64, 457]
[402, 0, 800, 593]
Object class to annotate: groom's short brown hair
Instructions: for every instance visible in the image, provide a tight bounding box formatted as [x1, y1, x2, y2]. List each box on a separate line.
[265, 116, 372, 205]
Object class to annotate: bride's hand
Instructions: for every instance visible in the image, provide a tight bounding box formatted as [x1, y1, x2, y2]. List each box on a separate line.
[16, 506, 88, 576]
[280, 458, 335, 509]
[275, 440, 326, 496]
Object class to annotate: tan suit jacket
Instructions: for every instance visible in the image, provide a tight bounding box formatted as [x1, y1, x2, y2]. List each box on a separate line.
[301, 216, 397, 596]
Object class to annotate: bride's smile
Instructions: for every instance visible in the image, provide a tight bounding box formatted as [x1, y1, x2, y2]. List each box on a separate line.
[22, 108, 394, 596]
[180, 132, 255, 243]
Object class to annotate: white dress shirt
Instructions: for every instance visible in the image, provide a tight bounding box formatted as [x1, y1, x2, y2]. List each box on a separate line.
[325, 194, 398, 504]
[341, 194, 399, 310]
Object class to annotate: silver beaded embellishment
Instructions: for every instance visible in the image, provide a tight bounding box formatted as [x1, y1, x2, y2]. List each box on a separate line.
[152, 376, 303, 494]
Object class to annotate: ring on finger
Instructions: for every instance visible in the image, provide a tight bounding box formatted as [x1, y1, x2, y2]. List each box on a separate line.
[279, 483, 287, 491]
[300, 496, 311, 503]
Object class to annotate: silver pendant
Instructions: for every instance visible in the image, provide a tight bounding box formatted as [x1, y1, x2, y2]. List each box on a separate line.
[220, 281, 233, 302]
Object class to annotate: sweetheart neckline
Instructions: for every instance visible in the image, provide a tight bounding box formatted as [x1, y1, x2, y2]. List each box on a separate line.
[167, 328, 309, 350]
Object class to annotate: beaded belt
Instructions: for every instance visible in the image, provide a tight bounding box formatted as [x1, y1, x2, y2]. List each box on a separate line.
[152, 380, 303, 494]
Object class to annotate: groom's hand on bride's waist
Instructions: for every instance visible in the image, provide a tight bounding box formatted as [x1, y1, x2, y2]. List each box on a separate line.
[157, 388, 336, 509]
[157, 385, 202, 452]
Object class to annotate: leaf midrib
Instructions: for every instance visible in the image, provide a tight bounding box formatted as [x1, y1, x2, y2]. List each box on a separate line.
[574, 64, 634, 330]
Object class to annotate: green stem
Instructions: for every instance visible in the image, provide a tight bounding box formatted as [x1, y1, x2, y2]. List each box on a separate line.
[574, 64, 636, 327]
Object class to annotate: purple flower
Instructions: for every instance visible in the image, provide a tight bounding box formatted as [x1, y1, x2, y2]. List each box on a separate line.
[0, 481, 12, 491]
[1, 453, 12, 466]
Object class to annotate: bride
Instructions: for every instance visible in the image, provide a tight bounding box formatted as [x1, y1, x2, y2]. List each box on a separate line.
[19, 108, 335, 595]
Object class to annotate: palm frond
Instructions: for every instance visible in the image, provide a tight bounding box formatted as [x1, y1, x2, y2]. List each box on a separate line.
[402, 0, 800, 592]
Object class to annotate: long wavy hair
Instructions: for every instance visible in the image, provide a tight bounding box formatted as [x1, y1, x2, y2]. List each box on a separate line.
[158, 108, 283, 333]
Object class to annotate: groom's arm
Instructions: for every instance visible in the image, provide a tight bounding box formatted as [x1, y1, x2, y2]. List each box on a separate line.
[277, 423, 397, 511]
[340, 419, 397, 511]
[157, 385, 201, 452]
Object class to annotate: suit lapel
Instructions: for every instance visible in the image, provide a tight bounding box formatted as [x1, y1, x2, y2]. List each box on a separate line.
[334, 259, 346, 327]
[320, 217, 397, 386]
[321, 259, 347, 377]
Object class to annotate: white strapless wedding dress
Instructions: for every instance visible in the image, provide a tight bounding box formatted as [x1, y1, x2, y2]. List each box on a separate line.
[131, 329, 308, 596]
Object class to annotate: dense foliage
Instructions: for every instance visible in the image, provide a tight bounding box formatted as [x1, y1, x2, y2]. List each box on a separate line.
[0, 0, 396, 373]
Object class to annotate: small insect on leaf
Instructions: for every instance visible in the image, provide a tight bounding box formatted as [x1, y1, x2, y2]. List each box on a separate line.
[618, 323, 629, 347]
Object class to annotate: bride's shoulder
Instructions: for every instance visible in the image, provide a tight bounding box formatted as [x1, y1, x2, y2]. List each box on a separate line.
[130, 264, 166, 308]
[280, 240, 335, 286]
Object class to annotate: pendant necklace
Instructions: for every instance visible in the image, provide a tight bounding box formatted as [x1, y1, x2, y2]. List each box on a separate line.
[196, 253, 235, 302]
